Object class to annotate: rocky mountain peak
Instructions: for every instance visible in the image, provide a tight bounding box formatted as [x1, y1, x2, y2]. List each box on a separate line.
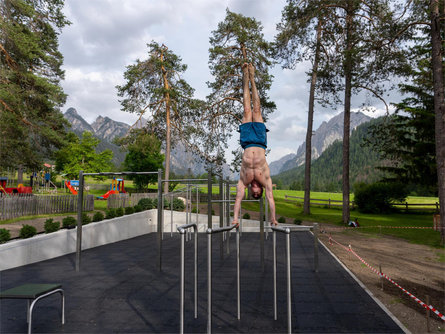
[272, 111, 371, 175]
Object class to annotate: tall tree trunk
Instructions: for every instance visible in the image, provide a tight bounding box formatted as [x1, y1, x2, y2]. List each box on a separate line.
[430, 0, 445, 245]
[303, 20, 323, 215]
[161, 52, 171, 195]
[342, 2, 353, 224]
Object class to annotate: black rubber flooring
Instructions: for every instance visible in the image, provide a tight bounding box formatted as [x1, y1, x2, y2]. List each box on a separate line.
[0, 232, 404, 333]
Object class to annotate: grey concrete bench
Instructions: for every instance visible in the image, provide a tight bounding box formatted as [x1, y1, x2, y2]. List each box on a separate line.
[0, 283, 65, 334]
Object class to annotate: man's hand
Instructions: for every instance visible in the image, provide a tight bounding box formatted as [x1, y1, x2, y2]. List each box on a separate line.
[232, 219, 239, 228]
[270, 219, 278, 226]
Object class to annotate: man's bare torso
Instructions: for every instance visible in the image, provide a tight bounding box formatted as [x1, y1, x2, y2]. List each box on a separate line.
[240, 146, 270, 187]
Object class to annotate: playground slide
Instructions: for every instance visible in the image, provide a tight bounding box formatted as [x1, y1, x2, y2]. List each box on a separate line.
[65, 181, 78, 195]
[99, 190, 118, 199]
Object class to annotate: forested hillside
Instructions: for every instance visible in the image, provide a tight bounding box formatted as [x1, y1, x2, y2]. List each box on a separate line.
[273, 118, 386, 191]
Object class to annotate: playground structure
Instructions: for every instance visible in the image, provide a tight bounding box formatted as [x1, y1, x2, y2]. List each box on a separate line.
[0, 177, 32, 196]
[97, 178, 125, 199]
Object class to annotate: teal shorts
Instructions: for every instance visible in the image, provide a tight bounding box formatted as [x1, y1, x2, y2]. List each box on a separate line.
[239, 122, 269, 150]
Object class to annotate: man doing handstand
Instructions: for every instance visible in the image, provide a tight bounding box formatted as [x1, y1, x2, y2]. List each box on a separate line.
[232, 63, 278, 226]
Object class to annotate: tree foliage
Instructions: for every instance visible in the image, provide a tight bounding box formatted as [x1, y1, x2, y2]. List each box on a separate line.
[55, 131, 113, 179]
[365, 42, 437, 195]
[0, 0, 70, 170]
[117, 41, 203, 192]
[116, 129, 164, 189]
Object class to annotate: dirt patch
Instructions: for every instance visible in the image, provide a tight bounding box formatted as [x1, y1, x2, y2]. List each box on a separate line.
[2, 210, 444, 333]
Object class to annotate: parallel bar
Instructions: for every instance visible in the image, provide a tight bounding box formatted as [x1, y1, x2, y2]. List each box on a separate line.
[286, 230, 292, 334]
[75, 170, 84, 272]
[219, 178, 224, 259]
[207, 172, 212, 229]
[273, 230, 277, 320]
[83, 171, 158, 176]
[236, 228, 240, 320]
[162, 178, 205, 183]
[260, 197, 264, 270]
[157, 169, 163, 271]
[226, 179, 230, 254]
[177, 223, 198, 334]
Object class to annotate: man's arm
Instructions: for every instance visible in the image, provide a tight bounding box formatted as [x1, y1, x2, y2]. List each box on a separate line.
[265, 177, 278, 225]
[231, 179, 246, 226]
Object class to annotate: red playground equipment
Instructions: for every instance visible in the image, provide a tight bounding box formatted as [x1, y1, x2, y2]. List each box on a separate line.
[98, 178, 126, 199]
[0, 177, 32, 195]
[65, 180, 78, 195]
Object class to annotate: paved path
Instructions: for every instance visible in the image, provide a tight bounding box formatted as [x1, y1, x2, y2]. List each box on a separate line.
[0, 232, 403, 333]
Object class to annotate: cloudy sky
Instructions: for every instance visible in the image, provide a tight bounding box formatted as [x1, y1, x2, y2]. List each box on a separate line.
[58, 0, 390, 163]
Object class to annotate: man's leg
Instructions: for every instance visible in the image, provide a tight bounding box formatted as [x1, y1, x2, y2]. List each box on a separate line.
[242, 63, 252, 123]
[249, 64, 264, 123]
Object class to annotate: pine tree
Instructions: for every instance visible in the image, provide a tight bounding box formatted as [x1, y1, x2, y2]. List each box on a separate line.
[0, 0, 70, 170]
[117, 42, 203, 193]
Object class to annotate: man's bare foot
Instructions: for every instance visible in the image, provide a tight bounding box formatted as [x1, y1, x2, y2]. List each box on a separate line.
[248, 63, 255, 78]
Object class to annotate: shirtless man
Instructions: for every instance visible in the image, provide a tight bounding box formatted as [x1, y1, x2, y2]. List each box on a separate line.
[232, 63, 278, 226]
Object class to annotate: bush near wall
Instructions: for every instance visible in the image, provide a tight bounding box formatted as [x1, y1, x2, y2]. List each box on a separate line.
[0, 228, 10, 243]
[19, 225, 37, 238]
[44, 219, 60, 233]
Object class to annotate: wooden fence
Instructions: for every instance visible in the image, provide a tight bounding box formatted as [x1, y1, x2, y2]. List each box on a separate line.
[0, 194, 94, 220]
[284, 194, 354, 208]
[284, 194, 440, 211]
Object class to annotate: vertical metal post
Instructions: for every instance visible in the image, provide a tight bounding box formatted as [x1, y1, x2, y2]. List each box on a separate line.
[219, 178, 224, 258]
[285, 228, 292, 334]
[239, 206, 243, 236]
[379, 264, 384, 290]
[194, 226, 198, 319]
[273, 230, 277, 320]
[259, 197, 264, 270]
[75, 170, 84, 272]
[226, 179, 230, 249]
[180, 231, 185, 334]
[236, 227, 240, 320]
[208, 172, 212, 229]
[313, 223, 319, 273]
[157, 169, 163, 271]
[207, 230, 212, 334]
[170, 194, 173, 237]
[196, 186, 199, 225]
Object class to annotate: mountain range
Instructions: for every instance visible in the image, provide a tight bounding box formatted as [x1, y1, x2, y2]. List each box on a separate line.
[63, 108, 232, 177]
[269, 112, 371, 175]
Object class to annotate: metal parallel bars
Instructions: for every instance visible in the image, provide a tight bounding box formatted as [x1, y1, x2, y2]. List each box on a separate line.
[177, 223, 198, 334]
[272, 226, 292, 334]
[207, 224, 240, 334]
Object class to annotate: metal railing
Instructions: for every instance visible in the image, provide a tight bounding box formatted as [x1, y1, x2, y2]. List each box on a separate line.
[177, 223, 198, 334]
[206, 224, 240, 334]
[271, 223, 319, 334]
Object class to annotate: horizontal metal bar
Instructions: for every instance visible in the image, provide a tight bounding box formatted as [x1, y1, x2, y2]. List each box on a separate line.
[210, 199, 260, 203]
[83, 171, 158, 176]
[177, 223, 197, 234]
[162, 178, 205, 183]
[271, 226, 290, 234]
[207, 225, 238, 234]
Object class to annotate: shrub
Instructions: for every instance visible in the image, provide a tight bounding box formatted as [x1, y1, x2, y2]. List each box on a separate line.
[242, 212, 250, 219]
[278, 216, 286, 224]
[138, 198, 153, 210]
[125, 206, 134, 215]
[191, 207, 199, 214]
[62, 216, 77, 229]
[163, 199, 170, 209]
[230, 211, 234, 217]
[293, 218, 302, 225]
[172, 198, 185, 211]
[0, 228, 10, 243]
[19, 224, 37, 238]
[211, 209, 215, 215]
[134, 205, 142, 213]
[82, 213, 92, 225]
[44, 218, 60, 233]
[354, 182, 408, 213]
[115, 207, 124, 217]
[93, 211, 104, 222]
[105, 208, 116, 219]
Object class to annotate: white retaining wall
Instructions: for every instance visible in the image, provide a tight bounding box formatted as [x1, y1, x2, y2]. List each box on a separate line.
[0, 210, 265, 271]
